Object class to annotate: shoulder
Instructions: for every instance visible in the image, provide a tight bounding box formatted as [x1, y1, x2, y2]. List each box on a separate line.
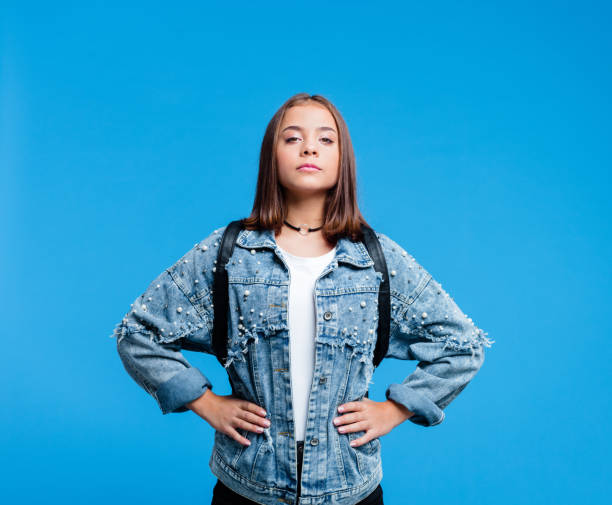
[165, 224, 229, 301]
[373, 230, 433, 305]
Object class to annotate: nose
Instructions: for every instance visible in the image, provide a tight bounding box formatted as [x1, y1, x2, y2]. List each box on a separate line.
[303, 144, 317, 156]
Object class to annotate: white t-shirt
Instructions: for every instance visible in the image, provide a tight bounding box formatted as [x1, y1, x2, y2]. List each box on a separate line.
[277, 244, 337, 442]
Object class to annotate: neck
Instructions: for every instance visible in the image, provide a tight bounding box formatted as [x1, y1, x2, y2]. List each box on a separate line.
[284, 192, 326, 227]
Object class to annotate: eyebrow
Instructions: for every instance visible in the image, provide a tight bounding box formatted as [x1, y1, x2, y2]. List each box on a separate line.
[281, 125, 337, 134]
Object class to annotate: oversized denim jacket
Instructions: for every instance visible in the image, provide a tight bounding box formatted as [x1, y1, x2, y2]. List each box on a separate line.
[111, 225, 493, 505]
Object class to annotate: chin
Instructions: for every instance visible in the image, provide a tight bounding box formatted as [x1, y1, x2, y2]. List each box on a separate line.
[286, 183, 330, 195]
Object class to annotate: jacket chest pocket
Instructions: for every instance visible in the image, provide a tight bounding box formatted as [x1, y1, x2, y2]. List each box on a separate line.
[223, 280, 271, 367]
[316, 283, 380, 364]
[224, 254, 288, 341]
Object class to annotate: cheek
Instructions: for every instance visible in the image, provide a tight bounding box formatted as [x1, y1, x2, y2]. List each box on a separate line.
[276, 145, 294, 170]
[275, 148, 295, 186]
[327, 146, 340, 166]
[327, 151, 340, 179]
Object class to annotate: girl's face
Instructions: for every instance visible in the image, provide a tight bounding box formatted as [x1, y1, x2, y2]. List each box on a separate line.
[275, 103, 340, 198]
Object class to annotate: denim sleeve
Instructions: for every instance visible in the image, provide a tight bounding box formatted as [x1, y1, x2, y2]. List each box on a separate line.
[384, 267, 494, 427]
[111, 237, 218, 415]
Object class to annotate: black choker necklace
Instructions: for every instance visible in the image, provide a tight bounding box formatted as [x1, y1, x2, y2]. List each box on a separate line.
[283, 220, 323, 236]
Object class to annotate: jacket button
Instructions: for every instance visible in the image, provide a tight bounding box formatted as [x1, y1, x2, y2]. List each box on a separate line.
[323, 311, 333, 320]
[319, 376, 327, 384]
[310, 438, 319, 446]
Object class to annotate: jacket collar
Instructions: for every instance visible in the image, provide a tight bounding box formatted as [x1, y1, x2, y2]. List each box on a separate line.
[235, 227, 374, 269]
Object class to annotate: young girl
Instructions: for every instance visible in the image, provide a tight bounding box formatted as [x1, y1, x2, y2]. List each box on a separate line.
[112, 93, 493, 505]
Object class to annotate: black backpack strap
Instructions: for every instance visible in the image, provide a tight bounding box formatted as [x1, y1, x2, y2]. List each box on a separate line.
[360, 224, 391, 369]
[212, 219, 245, 367]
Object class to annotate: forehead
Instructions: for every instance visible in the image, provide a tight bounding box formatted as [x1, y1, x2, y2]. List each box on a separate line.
[280, 103, 336, 129]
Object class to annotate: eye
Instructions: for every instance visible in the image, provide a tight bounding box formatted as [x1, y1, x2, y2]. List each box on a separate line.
[285, 136, 300, 143]
[321, 137, 334, 144]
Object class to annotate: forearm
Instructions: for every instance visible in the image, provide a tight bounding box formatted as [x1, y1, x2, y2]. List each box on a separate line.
[385, 339, 485, 426]
[116, 323, 213, 414]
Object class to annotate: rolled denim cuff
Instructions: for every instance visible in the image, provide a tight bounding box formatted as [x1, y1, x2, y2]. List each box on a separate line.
[156, 366, 213, 415]
[385, 383, 445, 427]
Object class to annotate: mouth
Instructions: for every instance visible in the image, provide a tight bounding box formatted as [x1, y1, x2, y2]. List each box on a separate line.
[297, 163, 321, 172]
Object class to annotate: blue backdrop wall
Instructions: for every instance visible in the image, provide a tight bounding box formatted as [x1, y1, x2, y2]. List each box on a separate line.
[2, 2, 610, 504]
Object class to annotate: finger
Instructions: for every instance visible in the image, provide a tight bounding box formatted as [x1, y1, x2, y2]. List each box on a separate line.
[242, 401, 267, 418]
[227, 427, 251, 446]
[338, 401, 363, 413]
[234, 416, 267, 434]
[333, 412, 361, 426]
[337, 420, 369, 434]
[239, 410, 271, 428]
[349, 431, 375, 448]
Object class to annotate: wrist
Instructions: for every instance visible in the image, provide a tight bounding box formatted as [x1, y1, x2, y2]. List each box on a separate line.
[385, 399, 414, 424]
[186, 387, 214, 414]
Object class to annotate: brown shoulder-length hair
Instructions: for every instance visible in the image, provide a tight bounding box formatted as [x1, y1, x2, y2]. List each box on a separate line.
[241, 92, 371, 243]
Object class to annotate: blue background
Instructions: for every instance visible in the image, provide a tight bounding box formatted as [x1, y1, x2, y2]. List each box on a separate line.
[2, 2, 610, 503]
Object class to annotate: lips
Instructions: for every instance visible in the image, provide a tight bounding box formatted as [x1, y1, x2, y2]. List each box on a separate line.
[297, 163, 321, 170]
